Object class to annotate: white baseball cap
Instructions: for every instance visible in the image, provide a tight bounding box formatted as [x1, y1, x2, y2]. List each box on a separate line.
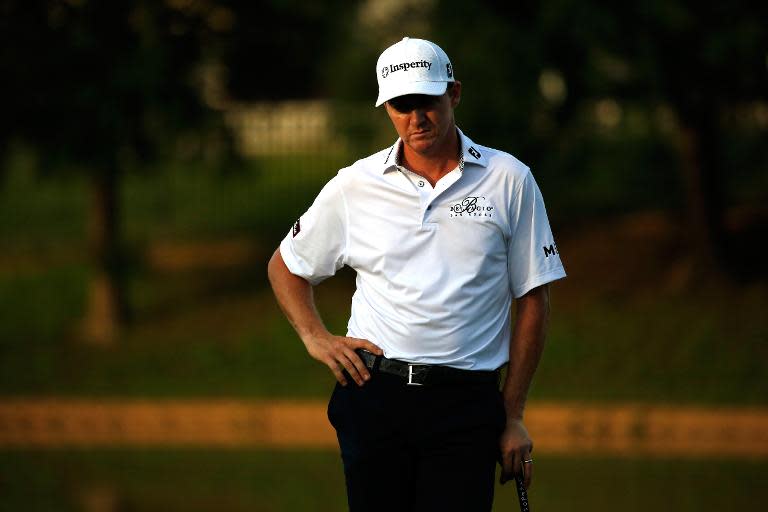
[375, 37, 455, 107]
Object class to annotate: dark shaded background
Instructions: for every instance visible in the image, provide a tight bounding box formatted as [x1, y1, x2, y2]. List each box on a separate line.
[1, 1, 767, 510]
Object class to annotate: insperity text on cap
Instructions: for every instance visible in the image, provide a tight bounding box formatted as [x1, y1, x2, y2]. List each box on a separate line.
[375, 37, 455, 107]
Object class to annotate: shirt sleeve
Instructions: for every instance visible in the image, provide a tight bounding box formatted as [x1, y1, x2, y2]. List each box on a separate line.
[508, 170, 566, 298]
[279, 176, 347, 285]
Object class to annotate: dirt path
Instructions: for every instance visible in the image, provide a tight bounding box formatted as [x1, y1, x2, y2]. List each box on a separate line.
[1, 399, 766, 457]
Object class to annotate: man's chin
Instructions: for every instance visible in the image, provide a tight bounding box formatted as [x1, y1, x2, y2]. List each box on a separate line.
[406, 135, 437, 154]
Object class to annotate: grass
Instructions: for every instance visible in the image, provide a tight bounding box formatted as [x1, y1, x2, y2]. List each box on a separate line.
[0, 265, 348, 398]
[0, 265, 88, 348]
[121, 157, 343, 243]
[533, 288, 768, 404]
[0, 450, 765, 511]
[0, 449, 346, 512]
[1, 154, 347, 248]
[0, 262, 765, 403]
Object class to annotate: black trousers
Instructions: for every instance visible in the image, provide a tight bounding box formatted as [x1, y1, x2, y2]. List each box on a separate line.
[327, 371, 506, 512]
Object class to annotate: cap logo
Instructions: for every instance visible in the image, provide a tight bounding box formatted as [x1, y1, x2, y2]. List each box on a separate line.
[446, 63, 453, 77]
[382, 59, 432, 79]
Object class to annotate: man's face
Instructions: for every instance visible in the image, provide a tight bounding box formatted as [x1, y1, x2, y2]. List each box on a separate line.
[384, 81, 462, 156]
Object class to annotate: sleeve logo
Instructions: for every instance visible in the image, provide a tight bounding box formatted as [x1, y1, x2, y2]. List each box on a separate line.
[543, 243, 559, 257]
[292, 218, 301, 237]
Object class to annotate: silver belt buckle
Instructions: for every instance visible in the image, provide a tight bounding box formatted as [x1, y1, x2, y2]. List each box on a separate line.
[407, 364, 427, 386]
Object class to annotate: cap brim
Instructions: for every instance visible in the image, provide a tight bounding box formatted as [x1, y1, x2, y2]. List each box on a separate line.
[375, 81, 449, 107]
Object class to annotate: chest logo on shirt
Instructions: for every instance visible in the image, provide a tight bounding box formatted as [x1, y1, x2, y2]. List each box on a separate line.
[292, 218, 301, 237]
[449, 196, 494, 217]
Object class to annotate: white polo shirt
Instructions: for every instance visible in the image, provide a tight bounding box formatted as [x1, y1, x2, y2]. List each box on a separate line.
[280, 128, 566, 370]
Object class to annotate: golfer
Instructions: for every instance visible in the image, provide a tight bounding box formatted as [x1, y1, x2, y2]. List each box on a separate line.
[268, 37, 566, 511]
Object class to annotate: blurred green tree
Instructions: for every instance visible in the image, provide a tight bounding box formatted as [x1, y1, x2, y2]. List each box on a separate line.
[218, 0, 363, 101]
[541, 0, 767, 275]
[430, 0, 767, 277]
[0, 0, 220, 344]
[0, 0, 368, 344]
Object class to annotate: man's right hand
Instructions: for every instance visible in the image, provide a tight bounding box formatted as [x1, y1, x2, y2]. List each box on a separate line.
[304, 333, 383, 386]
[267, 248, 383, 387]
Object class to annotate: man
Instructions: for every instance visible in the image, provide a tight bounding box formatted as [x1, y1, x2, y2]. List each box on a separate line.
[268, 37, 566, 511]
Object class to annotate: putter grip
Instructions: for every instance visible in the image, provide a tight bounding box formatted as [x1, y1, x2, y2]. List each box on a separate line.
[514, 474, 530, 512]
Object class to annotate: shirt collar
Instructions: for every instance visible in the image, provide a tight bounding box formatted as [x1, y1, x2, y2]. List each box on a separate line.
[457, 127, 488, 168]
[381, 126, 488, 173]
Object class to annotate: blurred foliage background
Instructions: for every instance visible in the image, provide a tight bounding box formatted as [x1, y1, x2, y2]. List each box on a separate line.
[1, 0, 767, 510]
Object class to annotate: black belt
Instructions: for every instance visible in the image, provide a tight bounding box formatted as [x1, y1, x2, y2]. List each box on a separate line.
[356, 349, 500, 387]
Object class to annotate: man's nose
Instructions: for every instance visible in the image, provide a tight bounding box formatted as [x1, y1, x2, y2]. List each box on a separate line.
[409, 108, 429, 125]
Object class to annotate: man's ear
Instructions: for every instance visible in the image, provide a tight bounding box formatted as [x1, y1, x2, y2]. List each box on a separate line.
[450, 81, 462, 108]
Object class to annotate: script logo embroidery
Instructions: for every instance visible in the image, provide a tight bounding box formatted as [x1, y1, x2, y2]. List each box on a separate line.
[449, 196, 494, 217]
